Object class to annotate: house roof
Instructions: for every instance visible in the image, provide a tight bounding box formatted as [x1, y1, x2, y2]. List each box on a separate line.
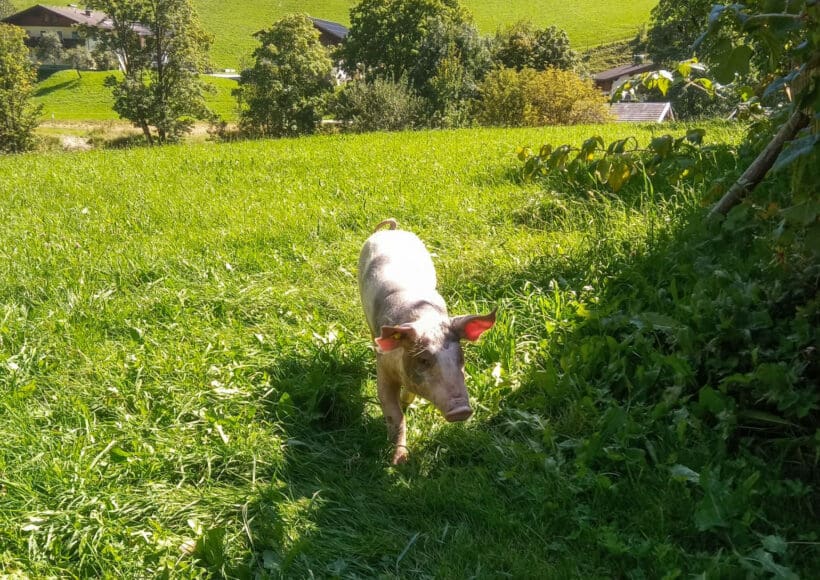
[2, 4, 151, 36]
[609, 102, 674, 123]
[593, 61, 657, 82]
[309, 17, 348, 42]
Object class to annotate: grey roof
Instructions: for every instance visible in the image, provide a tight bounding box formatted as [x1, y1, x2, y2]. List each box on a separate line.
[310, 17, 348, 41]
[593, 62, 656, 82]
[609, 102, 674, 123]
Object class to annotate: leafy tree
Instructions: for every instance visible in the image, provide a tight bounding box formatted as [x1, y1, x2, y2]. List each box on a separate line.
[415, 15, 492, 125]
[341, 0, 470, 91]
[235, 13, 333, 138]
[493, 21, 578, 71]
[645, 0, 720, 64]
[0, 24, 41, 153]
[477, 67, 609, 127]
[35, 31, 65, 65]
[65, 46, 96, 78]
[87, 0, 214, 144]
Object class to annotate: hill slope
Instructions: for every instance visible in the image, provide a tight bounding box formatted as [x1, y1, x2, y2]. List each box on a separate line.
[11, 1, 656, 69]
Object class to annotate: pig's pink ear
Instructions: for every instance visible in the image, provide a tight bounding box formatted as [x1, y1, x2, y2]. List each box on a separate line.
[452, 309, 497, 342]
[375, 325, 416, 353]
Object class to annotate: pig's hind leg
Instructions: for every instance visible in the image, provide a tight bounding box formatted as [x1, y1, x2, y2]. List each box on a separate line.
[377, 368, 409, 465]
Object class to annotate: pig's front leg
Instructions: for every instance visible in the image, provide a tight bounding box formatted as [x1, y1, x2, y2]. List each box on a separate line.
[377, 366, 408, 465]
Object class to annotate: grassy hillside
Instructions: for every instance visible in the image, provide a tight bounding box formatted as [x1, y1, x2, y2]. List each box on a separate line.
[201, 0, 658, 69]
[2, 123, 817, 577]
[32, 70, 238, 122]
[11, 1, 656, 69]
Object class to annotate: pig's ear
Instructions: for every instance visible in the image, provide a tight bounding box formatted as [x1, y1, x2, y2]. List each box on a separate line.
[452, 309, 497, 342]
[375, 325, 416, 353]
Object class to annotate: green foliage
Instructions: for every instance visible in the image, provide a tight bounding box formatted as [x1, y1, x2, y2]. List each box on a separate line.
[331, 77, 423, 132]
[518, 128, 730, 194]
[645, 0, 716, 64]
[235, 13, 333, 138]
[65, 46, 96, 79]
[88, 0, 215, 144]
[0, 23, 41, 153]
[33, 31, 65, 65]
[341, 0, 471, 91]
[493, 21, 578, 71]
[477, 67, 610, 127]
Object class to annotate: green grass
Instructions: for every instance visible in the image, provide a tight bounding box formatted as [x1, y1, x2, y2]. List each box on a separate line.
[12, 1, 656, 69]
[1, 123, 817, 578]
[32, 70, 238, 122]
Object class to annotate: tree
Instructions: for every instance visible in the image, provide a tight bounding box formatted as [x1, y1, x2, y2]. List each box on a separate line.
[645, 0, 721, 64]
[35, 31, 65, 65]
[341, 0, 470, 91]
[87, 0, 214, 145]
[0, 24, 42, 153]
[235, 13, 333, 137]
[65, 46, 96, 78]
[493, 21, 578, 71]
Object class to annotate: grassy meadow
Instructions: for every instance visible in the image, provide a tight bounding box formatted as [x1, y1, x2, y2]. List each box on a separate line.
[2, 122, 817, 577]
[33, 70, 238, 122]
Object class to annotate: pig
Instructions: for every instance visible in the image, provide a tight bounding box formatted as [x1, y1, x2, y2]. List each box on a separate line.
[358, 218, 496, 464]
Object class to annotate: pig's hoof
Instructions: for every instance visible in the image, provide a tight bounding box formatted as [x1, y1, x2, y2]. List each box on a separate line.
[392, 446, 409, 465]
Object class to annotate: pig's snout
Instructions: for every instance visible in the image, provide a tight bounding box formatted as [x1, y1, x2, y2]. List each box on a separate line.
[444, 404, 473, 422]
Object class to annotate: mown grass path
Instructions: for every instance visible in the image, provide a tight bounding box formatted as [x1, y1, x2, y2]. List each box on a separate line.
[6, 124, 816, 578]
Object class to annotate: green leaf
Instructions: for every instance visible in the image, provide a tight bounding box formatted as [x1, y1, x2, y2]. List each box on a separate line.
[670, 464, 700, 484]
[772, 133, 819, 173]
[761, 534, 788, 556]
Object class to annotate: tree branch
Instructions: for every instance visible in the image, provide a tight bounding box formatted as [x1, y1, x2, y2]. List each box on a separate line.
[709, 109, 811, 217]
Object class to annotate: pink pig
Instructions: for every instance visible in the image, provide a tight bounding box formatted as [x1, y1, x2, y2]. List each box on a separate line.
[358, 219, 496, 464]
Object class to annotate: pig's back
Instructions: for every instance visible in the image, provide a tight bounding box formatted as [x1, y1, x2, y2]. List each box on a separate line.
[358, 230, 441, 330]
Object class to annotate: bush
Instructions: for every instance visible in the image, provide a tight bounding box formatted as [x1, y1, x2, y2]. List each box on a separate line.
[331, 77, 423, 133]
[477, 67, 610, 127]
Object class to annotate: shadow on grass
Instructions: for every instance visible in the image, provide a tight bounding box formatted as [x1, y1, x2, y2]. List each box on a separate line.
[35, 78, 80, 97]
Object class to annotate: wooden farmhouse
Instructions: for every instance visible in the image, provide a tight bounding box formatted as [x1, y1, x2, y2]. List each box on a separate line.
[593, 61, 658, 96]
[1, 4, 150, 50]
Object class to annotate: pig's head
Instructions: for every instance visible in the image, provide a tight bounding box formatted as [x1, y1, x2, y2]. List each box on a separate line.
[375, 310, 496, 422]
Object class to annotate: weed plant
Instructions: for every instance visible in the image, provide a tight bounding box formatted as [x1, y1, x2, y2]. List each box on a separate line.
[1, 123, 817, 577]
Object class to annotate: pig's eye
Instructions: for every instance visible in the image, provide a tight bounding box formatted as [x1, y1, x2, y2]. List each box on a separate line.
[416, 352, 435, 370]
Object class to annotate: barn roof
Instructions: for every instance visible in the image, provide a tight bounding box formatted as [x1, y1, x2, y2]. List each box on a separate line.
[593, 61, 657, 82]
[609, 102, 675, 123]
[309, 17, 348, 42]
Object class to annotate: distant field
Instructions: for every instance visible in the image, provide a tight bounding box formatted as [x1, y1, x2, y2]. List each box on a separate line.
[11, 1, 656, 69]
[32, 70, 238, 122]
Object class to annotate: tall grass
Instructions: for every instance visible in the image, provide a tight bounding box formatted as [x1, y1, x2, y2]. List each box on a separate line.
[3, 123, 816, 577]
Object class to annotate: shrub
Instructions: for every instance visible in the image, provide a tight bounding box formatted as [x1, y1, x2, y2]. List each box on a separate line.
[331, 77, 423, 133]
[477, 67, 610, 127]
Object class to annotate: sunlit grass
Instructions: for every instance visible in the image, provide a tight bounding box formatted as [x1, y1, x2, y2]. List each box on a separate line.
[6, 122, 816, 578]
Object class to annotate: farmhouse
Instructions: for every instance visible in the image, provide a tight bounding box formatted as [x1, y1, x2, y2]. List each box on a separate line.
[1, 4, 150, 50]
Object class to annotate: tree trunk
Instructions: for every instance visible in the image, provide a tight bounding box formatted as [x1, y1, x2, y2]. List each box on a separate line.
[709, 109, 811, 217]
[140, 121, 153, 146]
